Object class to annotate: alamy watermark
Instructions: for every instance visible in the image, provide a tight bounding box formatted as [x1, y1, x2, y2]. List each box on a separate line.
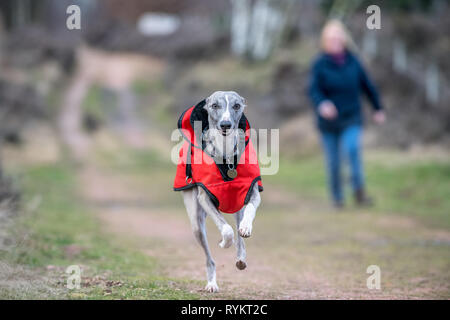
[66, 265, 81, 289]
[366, 265, 381, 290]
[66, 4, 380, 31]
[171, 125, 279, 175]
[366, 5, 381, 30]
[66, 5, 81, 30]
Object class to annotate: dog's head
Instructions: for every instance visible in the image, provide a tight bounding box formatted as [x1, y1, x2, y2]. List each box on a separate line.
[204, 91, 246, 136]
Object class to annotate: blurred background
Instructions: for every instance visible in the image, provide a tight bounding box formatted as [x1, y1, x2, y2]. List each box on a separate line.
[0, 0, 449, 299]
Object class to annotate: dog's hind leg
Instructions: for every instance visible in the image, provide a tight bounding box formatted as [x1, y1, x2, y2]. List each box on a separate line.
[182, 189, 219, 293]
[197, 188, 234, 249]
[234, 209, 247, 270]
[239, 183, 261, 238]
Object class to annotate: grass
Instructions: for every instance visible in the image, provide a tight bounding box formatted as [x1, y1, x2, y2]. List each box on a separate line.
[264, 152, 450, 229]
[0, 163, 200, 299]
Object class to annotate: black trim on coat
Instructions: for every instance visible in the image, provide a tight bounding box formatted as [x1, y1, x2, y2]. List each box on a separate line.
[174, 176, 263, 212]
[244, 176, 263, 205]
[173, 182, 219, 208]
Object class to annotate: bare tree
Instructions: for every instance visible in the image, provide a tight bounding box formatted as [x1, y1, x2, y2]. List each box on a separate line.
[230, 0, 295, 61]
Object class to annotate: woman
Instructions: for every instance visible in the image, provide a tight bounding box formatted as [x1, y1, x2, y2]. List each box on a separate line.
[308, 20, 385, 208]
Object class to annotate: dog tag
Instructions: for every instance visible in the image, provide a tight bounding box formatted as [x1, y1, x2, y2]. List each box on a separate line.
[227, 169, 238, 179]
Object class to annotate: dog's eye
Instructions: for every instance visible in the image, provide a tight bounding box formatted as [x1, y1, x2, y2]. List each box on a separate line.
[211, 103, 220, 109]
[232, 104, 241, 110]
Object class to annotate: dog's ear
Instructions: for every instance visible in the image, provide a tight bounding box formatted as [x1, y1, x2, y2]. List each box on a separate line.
[240, 96, 246, 107]
[204, 96, 210, 109]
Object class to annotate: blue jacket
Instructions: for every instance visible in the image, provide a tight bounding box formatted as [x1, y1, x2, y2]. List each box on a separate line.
[308, 51, 382, 132]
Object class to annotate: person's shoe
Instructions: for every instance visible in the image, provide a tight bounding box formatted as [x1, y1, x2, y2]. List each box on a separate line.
[354, 188, 374, 207]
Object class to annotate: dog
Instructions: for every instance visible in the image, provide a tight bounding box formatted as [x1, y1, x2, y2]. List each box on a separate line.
[174, 91, 263, 292]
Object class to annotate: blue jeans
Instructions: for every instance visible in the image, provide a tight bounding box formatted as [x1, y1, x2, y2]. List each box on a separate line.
[320, 125, 364, 204]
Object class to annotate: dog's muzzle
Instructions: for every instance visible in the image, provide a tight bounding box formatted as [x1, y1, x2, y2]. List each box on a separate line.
[219, 121, 232, 136]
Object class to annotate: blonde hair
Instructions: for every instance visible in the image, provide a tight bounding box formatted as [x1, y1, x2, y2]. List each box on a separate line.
[320, 19, 356, 52]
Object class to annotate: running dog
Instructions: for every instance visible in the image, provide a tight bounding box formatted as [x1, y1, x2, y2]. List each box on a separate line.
[174, 91, 263, 293]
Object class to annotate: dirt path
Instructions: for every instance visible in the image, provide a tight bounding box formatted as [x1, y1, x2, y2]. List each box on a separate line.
[77, 151, 450, 299]
[79, 165, 288, 299]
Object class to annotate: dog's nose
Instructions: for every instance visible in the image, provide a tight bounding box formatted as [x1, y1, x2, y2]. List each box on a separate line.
[220, 121, 232, 131]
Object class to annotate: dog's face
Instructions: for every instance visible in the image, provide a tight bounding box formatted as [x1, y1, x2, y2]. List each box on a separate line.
[204, 91, 246, 136]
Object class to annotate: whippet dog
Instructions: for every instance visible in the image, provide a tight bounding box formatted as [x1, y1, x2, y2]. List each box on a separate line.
[180, 91, 262, 293]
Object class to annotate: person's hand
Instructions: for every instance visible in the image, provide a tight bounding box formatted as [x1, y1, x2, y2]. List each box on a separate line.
[318, 101, 338, 120]
[373, 110, 386, 124]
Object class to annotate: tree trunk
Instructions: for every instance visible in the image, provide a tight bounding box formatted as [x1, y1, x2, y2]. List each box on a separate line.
[230, 0, 293, 61]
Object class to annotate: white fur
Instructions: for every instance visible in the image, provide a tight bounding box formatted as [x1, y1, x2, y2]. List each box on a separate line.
[204, 128, 238, 160]
[222, 94, 231, 122]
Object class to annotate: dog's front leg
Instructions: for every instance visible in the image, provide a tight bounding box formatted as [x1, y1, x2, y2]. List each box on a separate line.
[239, 183, 261, 238]
[197, 188, 234, 249]
[235, 209, 247, 270]
[182, 189, 218, 293]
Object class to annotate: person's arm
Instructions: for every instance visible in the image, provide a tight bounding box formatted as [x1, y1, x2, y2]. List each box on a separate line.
[308, 60, 338, 120]
[308, 60, 327, 109]
[357, 59, 382, 111]
[357, 58, 385, 124]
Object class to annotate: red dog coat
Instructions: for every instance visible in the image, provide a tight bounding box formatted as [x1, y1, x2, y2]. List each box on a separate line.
[173, 100, 263, 213]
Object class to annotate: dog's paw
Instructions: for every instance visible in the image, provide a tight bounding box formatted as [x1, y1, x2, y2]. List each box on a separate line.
[219, 224, 234, 248]
[238, 220, 252, 238]
[236, 259, 247, 270]
[205, 282, 219, 293]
